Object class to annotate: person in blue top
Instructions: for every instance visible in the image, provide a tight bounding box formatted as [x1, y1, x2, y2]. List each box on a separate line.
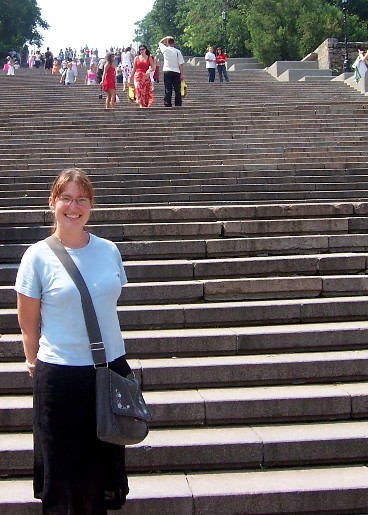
[15, 168, 131, 514]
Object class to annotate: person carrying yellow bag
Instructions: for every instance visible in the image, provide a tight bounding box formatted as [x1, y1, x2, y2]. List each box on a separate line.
[180, 80, 187, 98]
[158, 35, 185, 107]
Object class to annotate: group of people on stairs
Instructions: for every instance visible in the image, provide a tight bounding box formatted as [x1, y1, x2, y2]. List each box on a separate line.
[100, 35, 185, 109]
[205, 46, 230, 83]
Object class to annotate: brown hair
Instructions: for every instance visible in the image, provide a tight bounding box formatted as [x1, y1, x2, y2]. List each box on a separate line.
[105, 52, 114, 65]
[49, 168, 95, 208]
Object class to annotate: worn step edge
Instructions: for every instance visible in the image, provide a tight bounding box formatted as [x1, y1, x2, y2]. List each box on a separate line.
[3, 295, 368, 332]
[0, 381, 367, 428]
[1, 350, 368, 391]
[3, 320, 368, 361]
[1, 420, 368, 474]
[0, 466, 368, 514]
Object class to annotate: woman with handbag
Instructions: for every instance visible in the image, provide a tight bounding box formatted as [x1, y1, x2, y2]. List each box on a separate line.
[15, 168, 132, 514]
[129, 44, 155, 108]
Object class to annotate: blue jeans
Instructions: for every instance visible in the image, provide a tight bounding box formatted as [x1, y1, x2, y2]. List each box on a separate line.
[217, 64, 229, 82]
[207, 67, 215, 82]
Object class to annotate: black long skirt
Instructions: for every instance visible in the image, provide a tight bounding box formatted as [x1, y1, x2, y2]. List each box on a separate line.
[33, 355, 132, 515]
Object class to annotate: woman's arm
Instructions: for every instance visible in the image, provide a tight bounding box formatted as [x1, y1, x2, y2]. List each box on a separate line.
[129, 57, 138, 83]
[149, 56, 156, 73]
[17, 293, 41, 377]
[101, 62, 109, 84]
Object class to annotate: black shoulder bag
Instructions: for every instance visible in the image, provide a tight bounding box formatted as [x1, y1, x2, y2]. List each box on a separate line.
[45, 235, 151, 446]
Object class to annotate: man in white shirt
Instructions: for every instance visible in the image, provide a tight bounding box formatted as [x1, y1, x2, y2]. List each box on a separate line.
[158, 36, 185, 107]
[205, 46, 216, 82]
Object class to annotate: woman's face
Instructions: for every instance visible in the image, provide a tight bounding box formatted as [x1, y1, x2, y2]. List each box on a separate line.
[49, 181, 91, 233]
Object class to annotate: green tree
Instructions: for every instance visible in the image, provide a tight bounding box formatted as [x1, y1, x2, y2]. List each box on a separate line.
[135, 0, 368, 62]
[247, 0, 359, 65]
[226, 4, 251, 57]
[134, 12, 158, 51]
[135, 0, 184, 52]
[327, 0, 368, 21]
[0, 0, 48, 58]
[177, 0, 237, 55]
[297, 0, 342, 57]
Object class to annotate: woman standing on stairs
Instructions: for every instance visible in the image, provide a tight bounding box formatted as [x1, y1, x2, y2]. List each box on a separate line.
[215, 47, 229, 83]
[15, 168, 131, 514]
[6, 56, 15, 76]
[101, 51, 117, 109]
[129, 44, 155, 108]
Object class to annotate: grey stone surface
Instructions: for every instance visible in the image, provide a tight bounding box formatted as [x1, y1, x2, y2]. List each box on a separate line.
[1, 63, 368, 513]
[187, 466, 368, 514]
[266, 60, 318, 78]
[200, 384, 352, 423]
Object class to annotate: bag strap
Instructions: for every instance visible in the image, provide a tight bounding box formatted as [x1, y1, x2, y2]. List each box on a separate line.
[45, 235, 107, 365]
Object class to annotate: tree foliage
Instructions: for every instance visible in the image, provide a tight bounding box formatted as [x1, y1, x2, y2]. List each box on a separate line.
[0, 0, 48, 58]
[135, 0, 368, 64]
[135, 0, 184, 53]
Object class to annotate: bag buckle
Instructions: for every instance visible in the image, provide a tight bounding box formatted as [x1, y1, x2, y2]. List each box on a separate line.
[90, 342, 108, 368]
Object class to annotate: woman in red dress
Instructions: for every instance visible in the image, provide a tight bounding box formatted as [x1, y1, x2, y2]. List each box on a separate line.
[129, 45, 155, 108]
[101, 52, 116, 109]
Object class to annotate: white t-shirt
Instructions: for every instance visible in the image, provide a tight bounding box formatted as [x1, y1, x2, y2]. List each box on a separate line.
[205, 52, 216, 69]
[159, 43, 184, 73]
[65, 68, 76, 84]
[15, 234, 127, 366]
[121, 51, 132, 68]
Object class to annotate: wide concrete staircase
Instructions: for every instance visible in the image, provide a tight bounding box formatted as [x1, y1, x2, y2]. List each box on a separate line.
[1, 63, 368, 514]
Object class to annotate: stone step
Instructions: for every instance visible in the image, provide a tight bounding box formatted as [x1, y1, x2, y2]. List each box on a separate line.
[1, 420, 368, 476]
[1, 465, 368, 514]
[3, 195, 368, 211]
[0, 216, 365, 243]
[3, 233, 368, 264]
[0, 350, 367, 393]
[4, 189, 368, 208]
[0, 134, 364, 151]
[0, 143, 365, 160]
[0, 201, 364, 224]
[1, 381, 366, 431]
[5, 180, 368, 202]
[4, 274, 368, 308]
[1, 129, 367, 147]
[1, 252, 367, 286]
[1, 63, 368, 513]
[0, 155, 366, 174]
[0, 200, 364, 226]
[2, 174, 368, 193]
[3, 320, 368, 362]
[2, 295, 368, 333]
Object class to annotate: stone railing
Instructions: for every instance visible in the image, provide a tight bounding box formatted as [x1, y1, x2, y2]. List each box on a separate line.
[312, 38, 368, 74]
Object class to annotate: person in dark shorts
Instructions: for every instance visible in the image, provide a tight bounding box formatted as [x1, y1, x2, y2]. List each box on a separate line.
[44, 47, 53, 74]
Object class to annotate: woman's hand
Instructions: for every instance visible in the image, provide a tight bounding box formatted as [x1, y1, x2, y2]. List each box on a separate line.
[25, 358, 37, 377]
[17, 293, 41, 379]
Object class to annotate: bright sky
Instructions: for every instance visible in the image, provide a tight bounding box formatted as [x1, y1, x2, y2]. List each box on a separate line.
[35, 0, 155, 54]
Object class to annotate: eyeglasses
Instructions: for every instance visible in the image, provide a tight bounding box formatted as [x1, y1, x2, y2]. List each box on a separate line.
[57, 196, 90, 206]
[139, 48, 146, 51]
